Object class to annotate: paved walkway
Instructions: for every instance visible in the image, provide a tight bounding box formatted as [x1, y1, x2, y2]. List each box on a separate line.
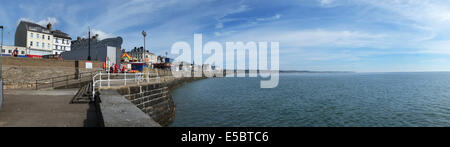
[0, 89, 99, 127]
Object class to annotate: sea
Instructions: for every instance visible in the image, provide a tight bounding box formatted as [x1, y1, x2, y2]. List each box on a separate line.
[169, 72, 450, 127]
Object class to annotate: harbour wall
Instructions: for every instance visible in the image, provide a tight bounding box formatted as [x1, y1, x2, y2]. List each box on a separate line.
[96, 74, 206, 127]
[1, 57, 103, 89]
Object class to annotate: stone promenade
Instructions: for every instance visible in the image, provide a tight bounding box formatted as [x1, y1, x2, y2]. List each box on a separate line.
[0, 89, 99, 127]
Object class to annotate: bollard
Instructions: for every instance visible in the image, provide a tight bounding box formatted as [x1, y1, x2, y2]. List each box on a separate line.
[108, 72, 110, 87]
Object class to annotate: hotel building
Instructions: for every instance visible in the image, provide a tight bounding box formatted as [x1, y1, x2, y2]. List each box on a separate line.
[15, 21, 53, 55]
[15, 21, 71, 56]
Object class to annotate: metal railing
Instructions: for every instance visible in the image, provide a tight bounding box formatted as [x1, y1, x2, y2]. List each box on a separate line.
[92, 72, 162, 101]
[35, 70, 103, 90]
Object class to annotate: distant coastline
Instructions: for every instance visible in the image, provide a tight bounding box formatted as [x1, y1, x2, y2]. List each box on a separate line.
[222, 70, 355, 75]
[279, 70, 355, 73]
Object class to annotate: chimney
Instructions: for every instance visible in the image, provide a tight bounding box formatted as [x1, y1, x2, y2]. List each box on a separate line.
[47, 23, 52, 30]
[77, 36, 81, 41]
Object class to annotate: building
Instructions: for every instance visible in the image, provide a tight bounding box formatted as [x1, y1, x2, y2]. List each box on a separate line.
[52, 29, 71, 55]
[1, 45, 28, 57]
[127, 47, 157, 64]
[15, 21, 54, 55]
[147, 52, 157, 64]
[61, 36, 123, 66]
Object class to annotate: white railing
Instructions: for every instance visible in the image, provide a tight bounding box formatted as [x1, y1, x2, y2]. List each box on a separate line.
[92, 72, 161, 101]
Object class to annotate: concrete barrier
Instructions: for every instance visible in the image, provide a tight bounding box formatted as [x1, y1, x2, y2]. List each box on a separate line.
[98, 89, 161, 127]
[96, 76, 206, 127]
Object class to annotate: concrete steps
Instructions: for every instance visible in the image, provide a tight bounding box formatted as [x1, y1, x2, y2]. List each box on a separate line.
[71, 83, 93, 104]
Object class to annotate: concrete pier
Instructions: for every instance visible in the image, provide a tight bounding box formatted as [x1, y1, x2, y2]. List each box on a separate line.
[98, 89, 161, 127]
[0, 89, 99, 127]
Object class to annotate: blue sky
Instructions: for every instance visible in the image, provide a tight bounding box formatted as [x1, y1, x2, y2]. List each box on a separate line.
[2, 0, 450, 72]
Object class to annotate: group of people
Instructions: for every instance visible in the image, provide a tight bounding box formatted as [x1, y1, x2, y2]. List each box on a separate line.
[103, 63, 128, 73]
[11, 48, 19, 57]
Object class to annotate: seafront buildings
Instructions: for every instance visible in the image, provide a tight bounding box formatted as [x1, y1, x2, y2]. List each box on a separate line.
[51, 29, 71, 55]
[14, 21, 54, 55]
[128, 47, 158, 64]
[4, 20, 209, 72]
[13, 21, 71, 56]
[1, 45, 27, 57]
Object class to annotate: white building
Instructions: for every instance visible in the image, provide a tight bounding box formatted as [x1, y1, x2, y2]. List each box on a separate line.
[1, 45, 28, 56]
[52, 30, 71, 55]
[147, 52, 157, 64]
[127, 47, 157, 65]
[14, 21, 71, 56]
[15, 21, 54, 55]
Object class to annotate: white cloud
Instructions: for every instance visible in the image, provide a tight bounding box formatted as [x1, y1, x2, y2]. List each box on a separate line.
[257, 14, 281, 21]
[91, 29, 116, 40]
[358, 0, 450, 31]
[215, 23, 223, 29]
[219, 28, 387, 48]
[18, 17, 58, 26]
[319, 0, 334, 6]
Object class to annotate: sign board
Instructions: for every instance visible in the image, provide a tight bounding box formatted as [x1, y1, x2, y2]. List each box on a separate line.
[85, 61, 93, 69]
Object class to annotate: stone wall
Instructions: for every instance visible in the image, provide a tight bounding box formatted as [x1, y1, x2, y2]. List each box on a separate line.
[115, 83, 175, 126]
[1, 57, 103, 89]
[111, 75, 205, 126]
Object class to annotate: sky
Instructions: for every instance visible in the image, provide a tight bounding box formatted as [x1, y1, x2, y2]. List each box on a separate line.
[2, 0, 450, 72]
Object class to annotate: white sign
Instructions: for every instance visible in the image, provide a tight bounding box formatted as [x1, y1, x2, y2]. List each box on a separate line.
[86, 61, 93, 69]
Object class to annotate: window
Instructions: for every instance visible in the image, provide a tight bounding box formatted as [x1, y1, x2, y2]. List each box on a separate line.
[1, 49, 4, 53]
[48, 43, 50, 49]
[42, 35, 45, 39]
[30, 41, 33, 47]
[36, 42, 39, 47]
[54, 38, 57, 43]
[8, 50, 11, 53]
[54, 45, 57, 49]
[42, 43, 45, 48]
[30, 33, 33, 38]
[48, 36, 50, 40]
[36, 34, 39, 38]
[21, 51, 25, 54]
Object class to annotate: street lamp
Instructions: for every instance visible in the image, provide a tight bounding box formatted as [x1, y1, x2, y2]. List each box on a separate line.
[142, 30, 147, 62]
[0, 25, 3, 54]
[88, 26, 91, 61]
[0, 25, 3, 110]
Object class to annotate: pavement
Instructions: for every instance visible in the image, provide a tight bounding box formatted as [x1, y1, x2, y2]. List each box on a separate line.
[0, 89, 99, 127]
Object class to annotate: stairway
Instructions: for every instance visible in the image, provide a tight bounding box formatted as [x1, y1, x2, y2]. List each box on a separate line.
[71, 83, 93, 104]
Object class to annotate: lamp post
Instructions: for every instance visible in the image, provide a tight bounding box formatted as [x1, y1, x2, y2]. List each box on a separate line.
[142, 30, 147, 63]
[88, 26, 91, 61]
[0, 25, 3, 55]
[0, 26, 3, 56]
[0, 25, 3, 110]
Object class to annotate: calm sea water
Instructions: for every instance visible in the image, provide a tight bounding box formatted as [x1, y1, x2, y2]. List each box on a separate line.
[169, 72, 450, 127]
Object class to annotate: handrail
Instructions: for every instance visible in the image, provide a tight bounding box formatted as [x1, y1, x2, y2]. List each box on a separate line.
[92, 72, 162, 101]
[35, 70, 103, 90]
